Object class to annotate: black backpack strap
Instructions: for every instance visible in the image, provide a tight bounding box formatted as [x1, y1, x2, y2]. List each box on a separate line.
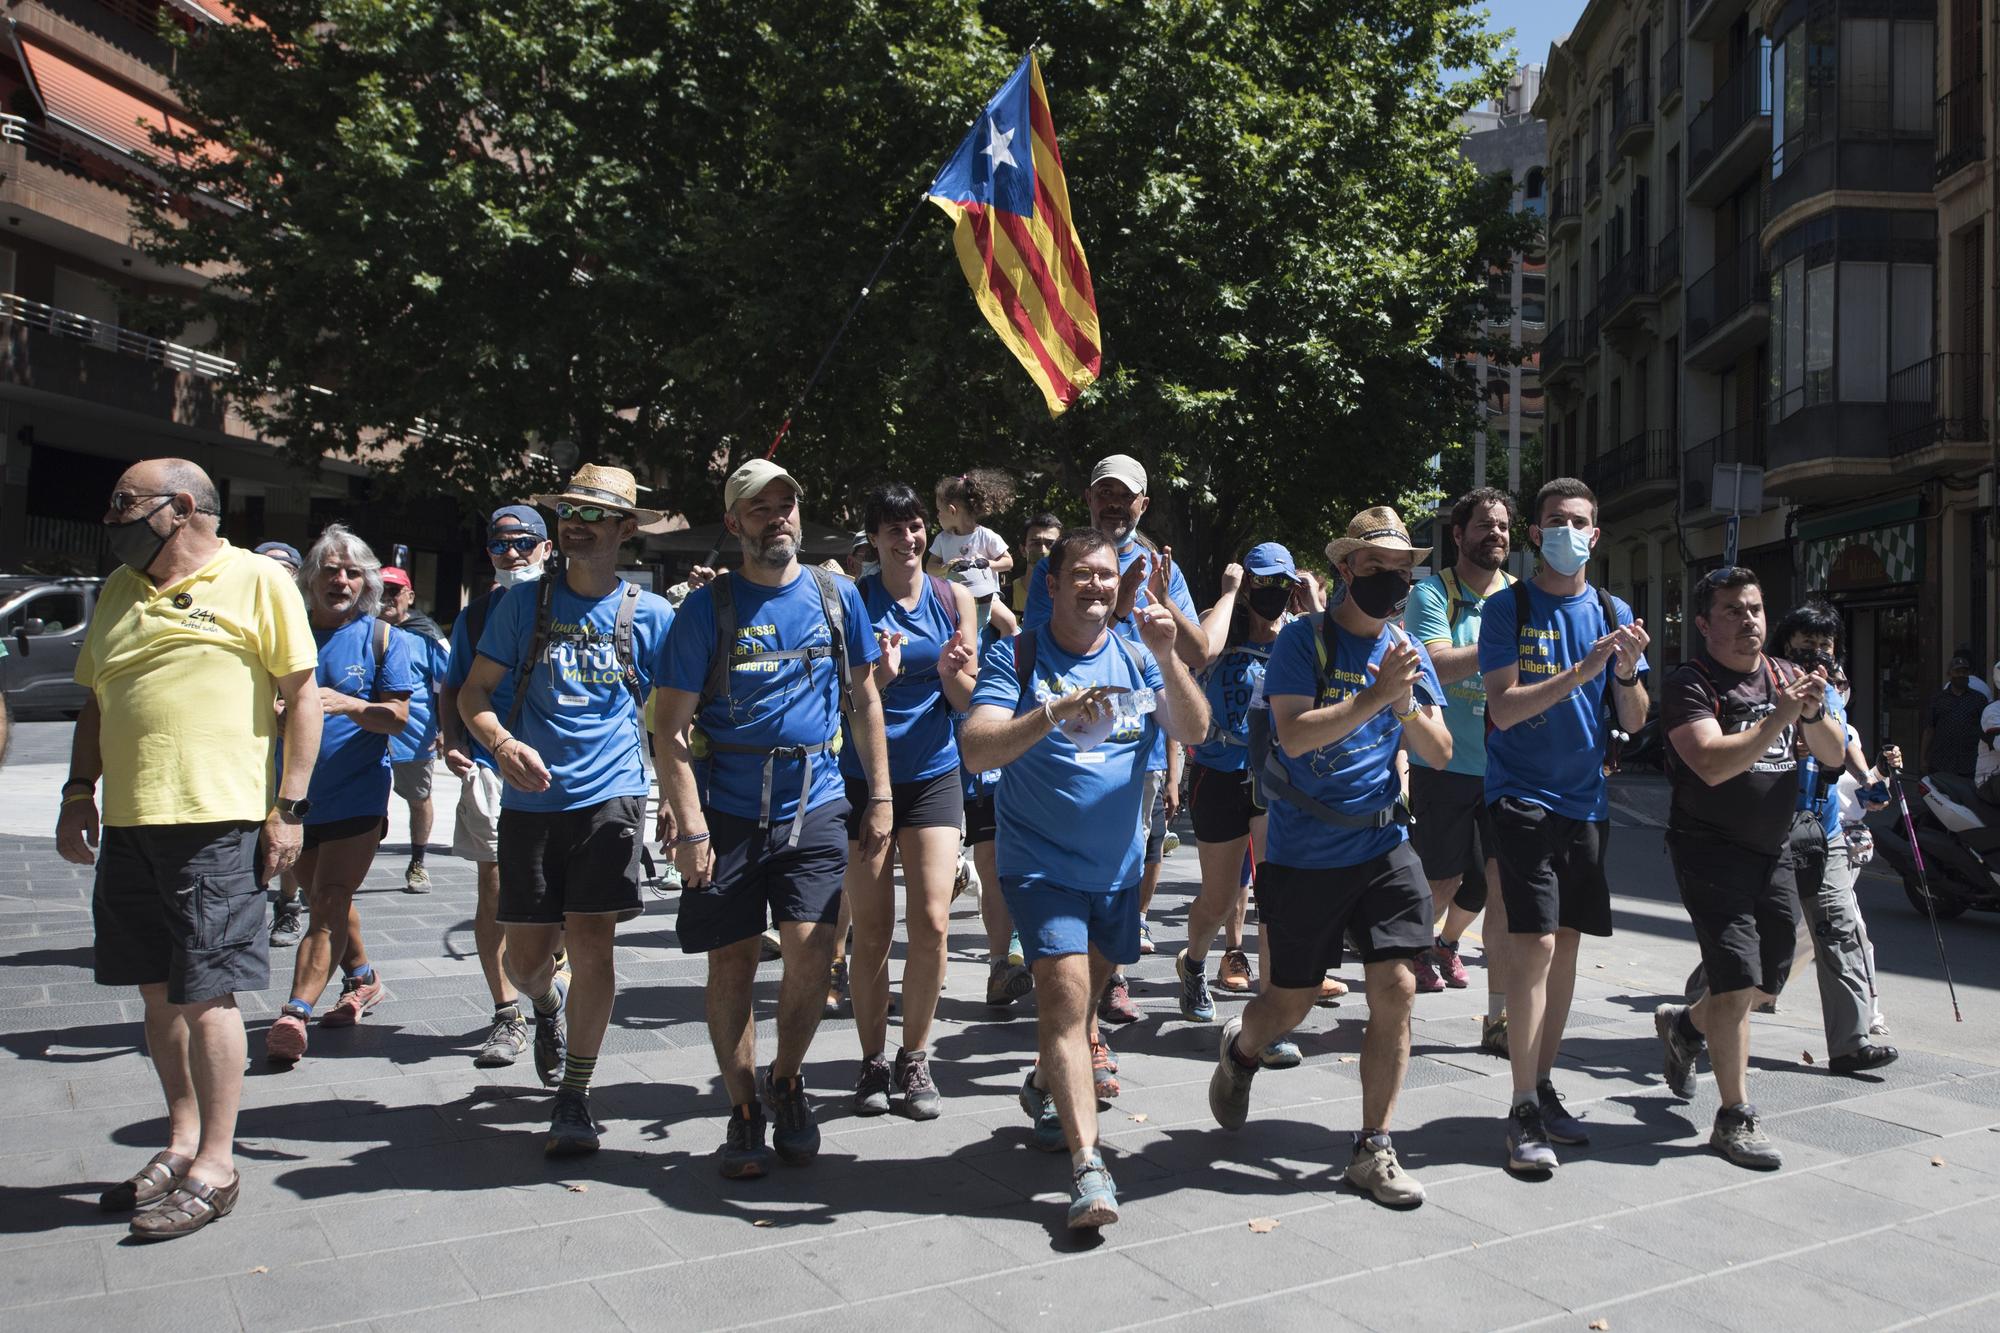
[504, 553, 563, 732]
[612, 580, 643, 709]
[926, 573, 961, 637]
[696, 574, 738, 719]
[808, 565, 852, 716]
[1014, 628, 1039, 713]
[370, 616, 390, 698]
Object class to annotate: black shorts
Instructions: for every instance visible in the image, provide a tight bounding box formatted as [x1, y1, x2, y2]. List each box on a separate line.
[964, 791, 996, 846]
[302, 813, 387, 852]
[1488, 797, 1613, 937]
[1254, 841, 1433, 987]
[677, 800, 847, 953]
[1408, 768, 1495, 908]
[1190, 762, 1262, 844]
[496, 795, 646, 925]
[94, 821, 268, 1006]
[1145, 771, 1168, 867]
[841, 771, 963, 841]
[1669, 830, 1797, 996]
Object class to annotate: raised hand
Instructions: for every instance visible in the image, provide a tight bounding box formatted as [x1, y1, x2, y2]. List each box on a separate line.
[1218, 562, 1244, 597]
[875, 629, 905, 680]
[940, 632, 975, 677]
[1365, 631, 1425, 713]
[1136, 602, 1178, 657]
[1113, 556, 1147, 622]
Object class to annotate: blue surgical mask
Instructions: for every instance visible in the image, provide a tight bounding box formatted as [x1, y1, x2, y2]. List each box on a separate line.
[1537, 524, 1593, 577]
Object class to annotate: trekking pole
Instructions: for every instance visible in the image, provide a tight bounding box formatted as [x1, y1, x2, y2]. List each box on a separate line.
[1887, 759, 1964, 1022]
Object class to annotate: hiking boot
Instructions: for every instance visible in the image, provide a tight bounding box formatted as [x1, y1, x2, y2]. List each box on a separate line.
[1829, 1044, 1899, 1076]
[1097, 975, 1139, 1025]
[320, 972, 383, 1027]
[825, 958, 849, 1016]
[403, 862, 432, 894]
[1346, 1133, 1425, 1207]
[895, 1048, 941, 1120]
[1019, 1068, 1066, 1152]
[1176, 949, 1215, 1023]
[1209, 1016, 1257, 1129]
[1412, 951, 1445, 994]
[985, 960, 1033, 1007]
[853, 1054, 893, 1116]
[265, 1012, 308, 1066]
[1711, 1103, 1783, 1170]
[1068, 1151, 1120, 1230]
[545, 1088, 599, 1157]
[269, 901, 305, 948]
[1091, 1039, 1120, 1101]
[1537, 1079, 1589, 1146]
[1434, 941, 1470, 988]
[761, 1071, 820, 1165]
[1479, 1013, 1509, 1056]
[1216, 947, 1254, 994]
[533, 976, 569, 1089]
[1260, 1038, 1302, 1069]
[719, 1104, 776, 1179]
[1506, 1100, 1559, 1173]
[474, 1005, 529, 1068]
[1654, 1003, 1704, 1101]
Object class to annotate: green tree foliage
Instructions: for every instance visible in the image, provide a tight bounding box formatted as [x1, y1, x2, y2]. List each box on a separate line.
[139, 1, 1531, 590]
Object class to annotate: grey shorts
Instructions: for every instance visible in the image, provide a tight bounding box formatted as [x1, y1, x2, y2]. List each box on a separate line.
[392, 757, 434, 803]
[93, 821, 269, 1005]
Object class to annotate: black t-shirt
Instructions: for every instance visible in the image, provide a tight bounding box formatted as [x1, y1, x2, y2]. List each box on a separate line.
[1663, 650, 1801, 854]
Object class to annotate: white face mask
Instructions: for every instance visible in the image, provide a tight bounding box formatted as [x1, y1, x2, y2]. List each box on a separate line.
[494, 561, 544, 589]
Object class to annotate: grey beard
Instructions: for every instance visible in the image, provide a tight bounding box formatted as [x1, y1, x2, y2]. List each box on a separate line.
[752, 535, 797, 568]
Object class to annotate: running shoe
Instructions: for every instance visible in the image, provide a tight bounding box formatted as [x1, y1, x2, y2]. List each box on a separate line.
[1208, 1016, 1256, 1130]
[404, 862, 431, 894]
[1162, 831, 1181, 856]
[825, 959, 849, 1016]
[1536, 1079, 1589, 1145]
[265, 1013, 307, 1065]
[545, 1088, 598, 1157]
[1412, 951, 1445, 994]
[761, 1071, 820, 1165]
[1479, 1013, 1510, 1056]
[1506, 1100, 1559, 1173]
[1434, 941, 1470, 988]
[1175, 949, 1215, 1023]
[533, 975, 569, 1089]
[474, 1005, 528, 1068]
[895, 1048, 941, 1121]
[952, 853, 978, 902]
[1711, 1103, 1782, 1170]
[1068, 1151, 1120, 1229]
[1097, 974, 1140, 1025]
[1259, 1038, 1302, 1069]
[1138, 922, 1156, 955]
[1654, 1003, 1703, 1101]
[269, 901, 305, 949]
[985, 960, 1033, 1007]
[1216, 948, 1254, 994]
[853, 1054, 892, 1116]
[1346, 1133, 1425, 1207]
[1091, 1039, 1120, 1101]
[319, 972, 384, 1027]
[1317, 975, 1349, 1004]
[759, 928, 783, 961]
[719, 1104, 776, 1179]
[1007, 932, 1025, 967]
[1019, 1068, 1066, 1152]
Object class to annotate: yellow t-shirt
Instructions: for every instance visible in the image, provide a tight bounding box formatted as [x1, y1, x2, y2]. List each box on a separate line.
[76, 542, 318, 827]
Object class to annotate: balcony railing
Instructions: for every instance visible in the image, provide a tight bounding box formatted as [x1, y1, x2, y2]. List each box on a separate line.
[1600, 246, 1655, 319]
[1585, 153, 1602, 202]
[0, 292, 234, 378]
[1936, 74, 1986, 181]
[1688, 59, 1772, 182]
[1550, 177, 1582, 231]
[1581, 304, 1601, 352]
[1685, 234, 1769, 348]
[1682, 424, 1768, 512]
[1543, 319, 1571, 370]
[1661, 39, 1683, 104]
[1581, 430, 1677, 499]
[1654, 228, 1682, 289]
[1612, 81, 1655, 153]
[1889, 352, 1988, 454]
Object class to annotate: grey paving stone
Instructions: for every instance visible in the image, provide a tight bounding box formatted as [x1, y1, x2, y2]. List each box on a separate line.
[790, 1215, 1041, 1300]
[591, 1248, 843, 1328]
[1785, 1228, 2000, 1315]
[359, 1281, 628, 1333]
[446, 1212, 680, 1295]
[1458, 1223, 1706, 1309]
[309, 1187, 538, 1258]
[101, 1205, 331, 1294]
[226, 1240, 480, 1331]
[1663, 1259, 1930, 1333]
[1837, 1142, 2000, 1210]
[1121, 1212, 1363, 1302]
[2, 1287, 241, 1333]
[1844, 1088, 2000, 1137]
[1301, 1254, 1565, 1331]
[1594, 1192, 1824, 1272]
[1895, 1197, 2000, 1263]
[0, 1236, 104, 1306]
[954, 1248, 1207, 1324]
[1931, 1073, 2000, 1111]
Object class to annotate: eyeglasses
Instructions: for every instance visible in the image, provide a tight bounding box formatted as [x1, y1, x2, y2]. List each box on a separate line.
[486, 535, 543, 556]
[108, 491, 175, 513]
[556, 502, 627, 523]
[1247, 573, 1295, 589]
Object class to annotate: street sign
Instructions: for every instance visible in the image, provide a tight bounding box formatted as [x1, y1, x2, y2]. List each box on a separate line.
[1724, 515, 1740, 567]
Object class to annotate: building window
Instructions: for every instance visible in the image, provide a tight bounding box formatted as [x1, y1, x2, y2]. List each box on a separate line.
[1521, 271, 1547, 325]
[1841, 19, 1935, 137]
[1770, 256, 1933, 418]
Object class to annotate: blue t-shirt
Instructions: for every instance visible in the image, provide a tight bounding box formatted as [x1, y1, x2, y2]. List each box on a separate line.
[445, 585, 518, 770]
[959, 621, 1006, 803]
[972, 627, 1166, 893]
[475, 579, 674, 812]
[658, 569, 879, 822]
[839, 574, 961, 785]
[388, 626, 451, 764]
[1403, 570, 1513, 777]
[1262, 616, 1442, 869]
[1803, 686, 1848, 839]
[1478, 581, 1643, 821]
[304, 616, 418, 825]
[1191, 639, 1273, 773]
[1021, 539, 1198, 772]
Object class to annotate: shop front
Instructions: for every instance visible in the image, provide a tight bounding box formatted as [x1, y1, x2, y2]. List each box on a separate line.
[1801, 506, 1924, 762]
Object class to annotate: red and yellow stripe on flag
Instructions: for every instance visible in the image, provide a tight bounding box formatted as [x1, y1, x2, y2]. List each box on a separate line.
[926, 53, 1100, 416]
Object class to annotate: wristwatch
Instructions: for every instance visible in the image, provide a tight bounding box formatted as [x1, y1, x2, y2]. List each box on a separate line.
[275, 796, 312, 822]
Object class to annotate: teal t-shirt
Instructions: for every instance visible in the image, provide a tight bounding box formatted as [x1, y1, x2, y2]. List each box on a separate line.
[1402, 569, 1513, 778]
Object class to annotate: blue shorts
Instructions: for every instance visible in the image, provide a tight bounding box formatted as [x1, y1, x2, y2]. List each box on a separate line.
[1001, 876, 1142, 967]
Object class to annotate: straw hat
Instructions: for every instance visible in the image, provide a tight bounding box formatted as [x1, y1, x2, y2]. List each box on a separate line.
[1324, 505, 1431, 565]
[531, 463, 669, 532]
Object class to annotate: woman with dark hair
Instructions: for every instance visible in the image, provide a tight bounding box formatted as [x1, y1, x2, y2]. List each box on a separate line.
[842, 483, 980, 1120]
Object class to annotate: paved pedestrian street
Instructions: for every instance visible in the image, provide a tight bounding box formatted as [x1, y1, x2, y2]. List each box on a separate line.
[2, 725, 1999, 1330]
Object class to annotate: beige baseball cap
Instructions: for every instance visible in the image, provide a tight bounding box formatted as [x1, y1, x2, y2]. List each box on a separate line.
[723, 459, 804, 511]
[1088, 453, 1148, 495]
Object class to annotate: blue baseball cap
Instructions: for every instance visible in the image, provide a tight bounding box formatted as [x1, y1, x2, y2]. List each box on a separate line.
[489, 504, 548, 538]
[1243, 542, 1299, 580]
[253, 541, 300, 566]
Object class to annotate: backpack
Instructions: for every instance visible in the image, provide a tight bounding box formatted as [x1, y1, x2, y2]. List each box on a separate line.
[1245, 613, 1412, 832]
[502, 555, 645, 730]
[1436, 568, 1514, 628]
[1671, 654, 1818, 800]
[1195, 641, 1273, 750]
[1010, 623, 1145, 716]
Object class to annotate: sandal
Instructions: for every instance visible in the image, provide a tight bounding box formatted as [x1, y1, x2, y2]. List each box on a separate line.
[128, 1174, 240, 1241]
[98, 1150, 192, 1212]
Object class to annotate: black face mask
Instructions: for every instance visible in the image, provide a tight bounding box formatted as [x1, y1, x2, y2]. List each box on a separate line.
[1347, 569, 1412, 619]
[1246, 585, 1292, 621]
[1788, 647, 1835, 673]
[105, 499, 175, 576]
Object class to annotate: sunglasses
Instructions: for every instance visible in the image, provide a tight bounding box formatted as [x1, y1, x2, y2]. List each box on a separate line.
[486, 535, 543, 556]
[556, 502, 629, 523]
[109, 490, 177, 513]
[1247, 572, 1295, 589]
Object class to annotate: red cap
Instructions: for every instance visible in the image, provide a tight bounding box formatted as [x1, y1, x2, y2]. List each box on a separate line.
[379, 566, 411, 589]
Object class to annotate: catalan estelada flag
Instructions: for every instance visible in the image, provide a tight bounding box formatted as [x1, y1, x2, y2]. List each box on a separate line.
[927, 53, 1101, 416]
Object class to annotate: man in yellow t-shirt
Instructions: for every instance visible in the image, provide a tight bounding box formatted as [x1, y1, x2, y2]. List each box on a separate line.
[56, 458, 320, 1242]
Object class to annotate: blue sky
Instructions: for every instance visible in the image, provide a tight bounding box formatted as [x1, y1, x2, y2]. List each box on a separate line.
[1477, 0, 1580, 70]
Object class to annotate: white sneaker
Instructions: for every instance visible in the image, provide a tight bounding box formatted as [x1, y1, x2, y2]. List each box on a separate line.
[953, 853, 979, 902]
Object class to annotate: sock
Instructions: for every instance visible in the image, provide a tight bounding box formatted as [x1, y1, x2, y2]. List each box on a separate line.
[494, 1002, 520, 1021]
[1536, 1075, 1555, 1095]
[528, 985, 563, 1017]
[1355, 1127, 1388, 1148]
[1071, 1145, 1100, 1171]
[560, 1052, 597, 1093]
[1227, 1039, 1261, 1072]
[1487, 991, 1506, 1021]
[1185, 955, 1206, 977]
[1511, 1089, 1537, 1110]
[1676, 1008, 1704, 1044]
[1437, 936, 1458, 953]
[732, 1101, 761, 1122]
[282, 999, 312, 1020]
[409, 846, 426, 865]
[345, 964, 375, 984]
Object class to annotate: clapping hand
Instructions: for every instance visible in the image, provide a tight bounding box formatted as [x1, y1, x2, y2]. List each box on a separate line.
[875, 630, 905, 680]
[1218, 562, 1244, 598]
[1366, 628, 1424, 714]
[940, 631, 975, 676]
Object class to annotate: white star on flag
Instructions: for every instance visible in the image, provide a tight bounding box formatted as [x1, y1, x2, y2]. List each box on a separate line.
[981, 119, 1017, 173]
